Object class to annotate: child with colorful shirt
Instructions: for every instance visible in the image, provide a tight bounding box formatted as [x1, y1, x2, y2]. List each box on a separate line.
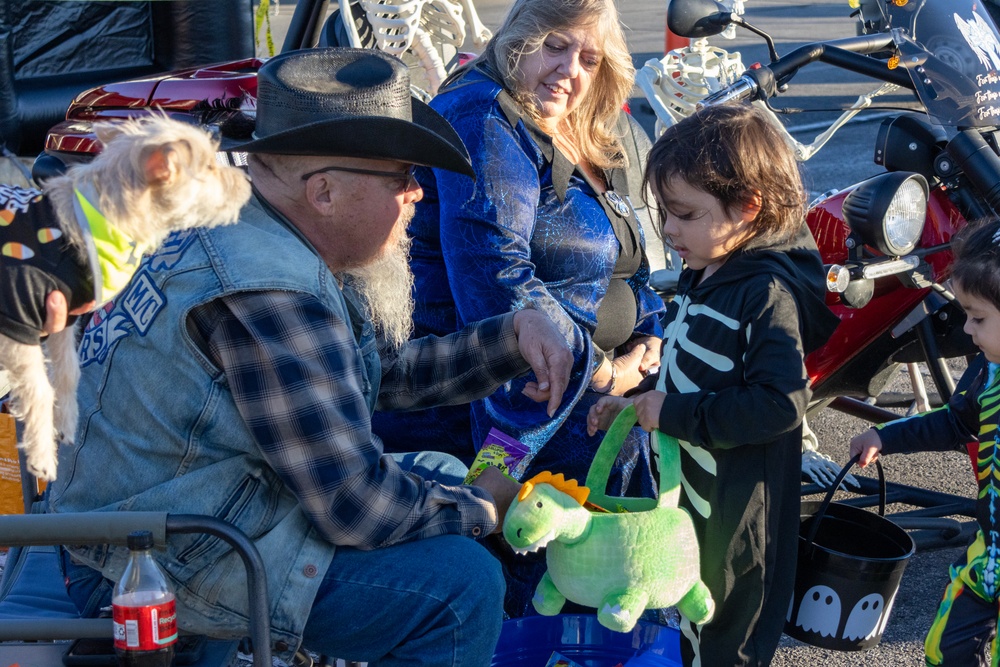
[587, 104, 839, 666]
[850, 217, 1000, 666]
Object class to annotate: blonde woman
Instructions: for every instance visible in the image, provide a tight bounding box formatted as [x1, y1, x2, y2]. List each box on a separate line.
[372, 0, 666, 617]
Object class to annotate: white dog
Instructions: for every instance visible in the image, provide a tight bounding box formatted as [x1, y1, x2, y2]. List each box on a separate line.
[0, 116, 251, 481]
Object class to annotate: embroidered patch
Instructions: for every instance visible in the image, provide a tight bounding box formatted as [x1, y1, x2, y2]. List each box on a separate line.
[79, 271, 166, 367]
[148, 230, 196, 272]
[78, 231, 199, 367]
[120, 272, 164, 334]
[79, 304, 131, 368]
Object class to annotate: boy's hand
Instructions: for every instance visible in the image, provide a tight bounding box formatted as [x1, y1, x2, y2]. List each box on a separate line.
[471, 465, 521, 534]
[633, 390, 667, 433]
[849, 428, 884, 468]
[587, 396, 632, 436]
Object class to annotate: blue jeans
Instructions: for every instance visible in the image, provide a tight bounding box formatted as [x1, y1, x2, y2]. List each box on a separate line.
[61, 451, 504, 665]
[302, 533, 503, 665]
[301, 451, 504, 665]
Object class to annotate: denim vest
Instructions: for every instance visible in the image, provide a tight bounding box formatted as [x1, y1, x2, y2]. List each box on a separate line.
[49, 196, 381, 659]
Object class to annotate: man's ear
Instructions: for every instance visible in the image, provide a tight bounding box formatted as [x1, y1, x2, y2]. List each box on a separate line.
[304, 173, 336, 215]
[741, 190, 763, 222]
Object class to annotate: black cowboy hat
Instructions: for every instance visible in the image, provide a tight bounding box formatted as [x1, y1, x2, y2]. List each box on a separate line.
[222, 47, 474, 177]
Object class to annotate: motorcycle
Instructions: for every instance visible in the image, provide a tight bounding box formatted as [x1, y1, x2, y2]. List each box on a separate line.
[31, 0, 488, 178]
[655, 0, 986, 404]
[648, 0, 991, 546]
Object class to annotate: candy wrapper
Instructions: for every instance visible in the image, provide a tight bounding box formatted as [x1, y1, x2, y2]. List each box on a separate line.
[463, 428, 530, 484]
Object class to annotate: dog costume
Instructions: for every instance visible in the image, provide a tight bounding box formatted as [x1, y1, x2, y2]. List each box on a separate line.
[0, 183, 143, 345]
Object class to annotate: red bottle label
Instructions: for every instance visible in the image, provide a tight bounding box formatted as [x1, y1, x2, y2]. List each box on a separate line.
[113, 600, 177, 651]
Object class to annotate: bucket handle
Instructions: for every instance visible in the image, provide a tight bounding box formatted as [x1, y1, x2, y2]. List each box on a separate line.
[804, 453, 885, 547]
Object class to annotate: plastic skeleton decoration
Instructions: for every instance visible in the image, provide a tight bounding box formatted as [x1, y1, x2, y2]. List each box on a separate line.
[633, 29, 745, 138]
[635, 0, 939, 489]
[337, 0, 492, 98]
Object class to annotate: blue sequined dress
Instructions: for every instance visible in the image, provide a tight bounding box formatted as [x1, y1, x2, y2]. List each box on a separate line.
[372, 67, 664, 495]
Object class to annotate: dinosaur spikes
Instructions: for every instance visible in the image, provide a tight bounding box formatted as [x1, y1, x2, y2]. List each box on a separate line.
[520, 471, 591, 506]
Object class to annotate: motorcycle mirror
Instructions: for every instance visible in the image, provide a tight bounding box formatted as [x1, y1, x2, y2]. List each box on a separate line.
[666, 0, 733, 38]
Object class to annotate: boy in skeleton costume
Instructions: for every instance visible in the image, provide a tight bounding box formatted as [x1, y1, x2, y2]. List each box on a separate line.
[851, 218, 1000, 667]
[588, 105, 838, 666]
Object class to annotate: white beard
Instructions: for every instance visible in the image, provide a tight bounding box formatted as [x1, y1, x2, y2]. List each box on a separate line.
[342, 223, 415, 351]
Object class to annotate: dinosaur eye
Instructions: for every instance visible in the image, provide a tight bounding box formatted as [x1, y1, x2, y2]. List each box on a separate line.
[536, 501, 543, 508]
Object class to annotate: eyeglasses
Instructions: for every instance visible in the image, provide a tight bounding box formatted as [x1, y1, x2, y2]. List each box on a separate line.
[300, 164, 418, 194]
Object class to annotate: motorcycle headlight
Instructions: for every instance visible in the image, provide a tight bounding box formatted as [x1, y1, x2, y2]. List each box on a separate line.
[841, 172, 928, 257]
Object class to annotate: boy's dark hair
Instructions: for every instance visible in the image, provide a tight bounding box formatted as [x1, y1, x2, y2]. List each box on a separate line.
[951, 217, 1000, 310]
[643, 104, 805, 250]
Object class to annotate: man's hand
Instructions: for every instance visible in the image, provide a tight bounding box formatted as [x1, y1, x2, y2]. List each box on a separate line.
[512, 309, 572, 418]
[849, 428, 884, 468]
[43, 291, 96, 335]
[471, 465, 521, 534]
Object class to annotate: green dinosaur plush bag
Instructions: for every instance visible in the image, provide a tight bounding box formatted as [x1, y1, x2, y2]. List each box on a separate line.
[503, 404, 715, 632]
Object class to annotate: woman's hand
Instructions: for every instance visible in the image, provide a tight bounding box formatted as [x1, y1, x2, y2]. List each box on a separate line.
[849, 428, 884, 468]
[627, 335, 661, 376]
[612, 345, 648, 393]
[590, 344, 648, 395]
[587, 395, 632, 436]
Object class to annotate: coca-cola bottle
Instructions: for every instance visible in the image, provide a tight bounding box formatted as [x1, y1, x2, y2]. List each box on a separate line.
[112, 530, 177, 667]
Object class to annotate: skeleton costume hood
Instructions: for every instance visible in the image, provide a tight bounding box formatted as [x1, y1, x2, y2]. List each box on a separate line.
[673, 224, 838, 356]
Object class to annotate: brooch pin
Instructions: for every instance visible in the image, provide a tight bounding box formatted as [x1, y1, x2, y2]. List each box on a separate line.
[604, 191, 632, 217]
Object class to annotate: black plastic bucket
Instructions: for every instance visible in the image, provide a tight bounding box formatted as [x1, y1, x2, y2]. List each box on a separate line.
[784, 455, 915, 651]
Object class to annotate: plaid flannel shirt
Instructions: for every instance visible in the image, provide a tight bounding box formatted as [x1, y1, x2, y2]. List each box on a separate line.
[188, 289, 529, 549]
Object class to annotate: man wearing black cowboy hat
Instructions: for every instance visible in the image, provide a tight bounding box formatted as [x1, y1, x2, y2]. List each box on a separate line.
[49, 48, 573, 665]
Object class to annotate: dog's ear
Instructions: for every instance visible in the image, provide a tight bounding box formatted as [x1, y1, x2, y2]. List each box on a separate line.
[143, 147, 175, 186]
[143, 137, 198, 186]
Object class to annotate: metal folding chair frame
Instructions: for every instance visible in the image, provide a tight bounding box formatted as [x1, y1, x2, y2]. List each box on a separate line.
[0, 511, 272, 667]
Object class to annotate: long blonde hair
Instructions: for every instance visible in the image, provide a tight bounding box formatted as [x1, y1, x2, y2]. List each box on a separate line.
[476, 0, 634, 170]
